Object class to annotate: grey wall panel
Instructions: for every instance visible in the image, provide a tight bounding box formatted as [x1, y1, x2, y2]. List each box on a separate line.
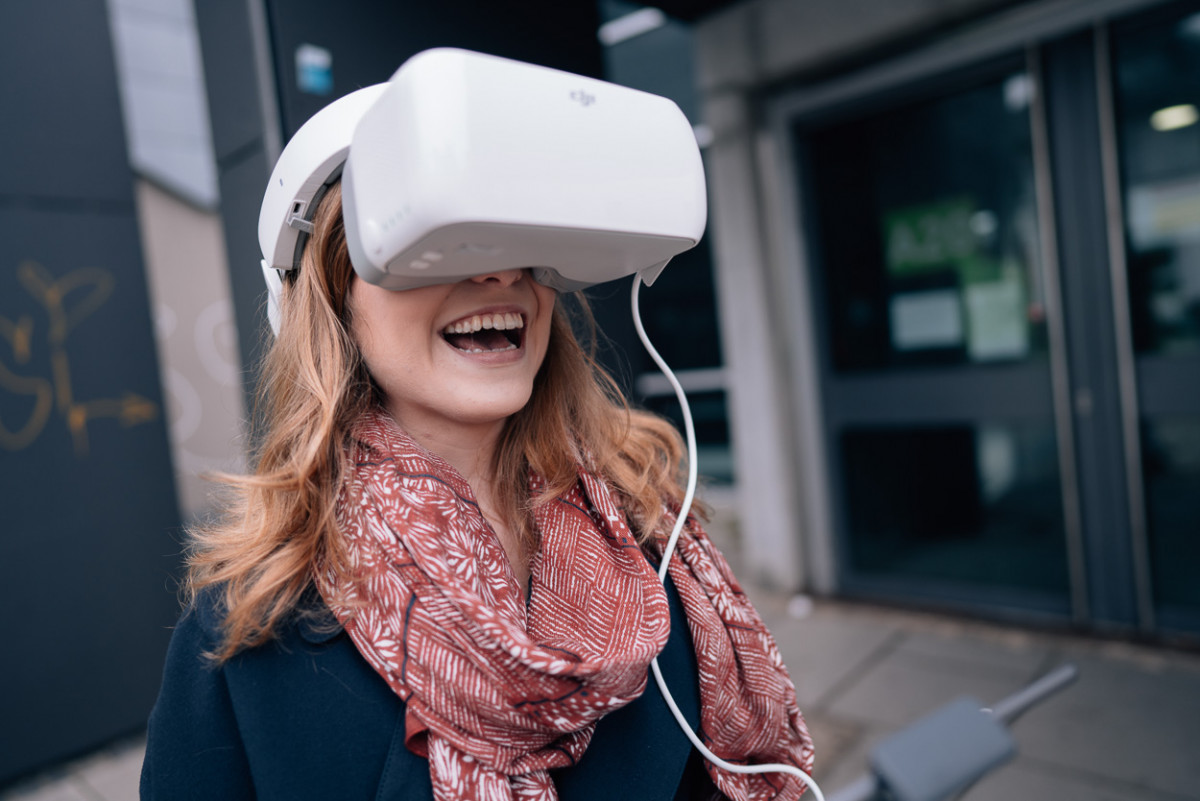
[218, 147, 276, 389]
[194, 0, 273, 162]
[0, 4, 182, 785]
[0, 3, 133, 204]
[0, 205, 181, 784]
[193, 0, 276, 405]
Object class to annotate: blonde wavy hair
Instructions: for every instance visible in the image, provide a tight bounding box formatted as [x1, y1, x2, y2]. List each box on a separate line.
[187, 183, 693, 661]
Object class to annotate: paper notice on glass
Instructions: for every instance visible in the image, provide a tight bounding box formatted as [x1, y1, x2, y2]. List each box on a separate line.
[889, 290, 963, 351]
[966, 279, 1027, 361]
[1127, 177, 1200, 250]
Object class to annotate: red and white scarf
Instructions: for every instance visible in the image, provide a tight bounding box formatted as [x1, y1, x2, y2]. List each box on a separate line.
[319, 410, 814, 800]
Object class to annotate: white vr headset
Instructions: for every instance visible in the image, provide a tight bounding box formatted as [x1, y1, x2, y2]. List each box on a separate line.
[258, 47, 708, 333]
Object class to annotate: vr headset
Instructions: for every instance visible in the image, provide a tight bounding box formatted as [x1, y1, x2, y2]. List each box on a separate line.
[258, 48, 707, 332]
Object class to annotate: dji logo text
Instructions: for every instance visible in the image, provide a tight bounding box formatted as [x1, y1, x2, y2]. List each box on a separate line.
[570, 90, 596, 107]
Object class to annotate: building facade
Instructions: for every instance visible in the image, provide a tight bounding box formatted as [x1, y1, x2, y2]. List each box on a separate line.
[690, 0, 1200, 639]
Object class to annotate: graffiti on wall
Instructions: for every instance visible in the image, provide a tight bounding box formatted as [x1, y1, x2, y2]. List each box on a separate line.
[0, 260, 158, 457]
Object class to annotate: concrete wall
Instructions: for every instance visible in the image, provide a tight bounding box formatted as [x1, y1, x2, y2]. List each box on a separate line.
[0, 2, 182, 783]
[135, 180, 247, 519]
[695, 0, 1024, 90]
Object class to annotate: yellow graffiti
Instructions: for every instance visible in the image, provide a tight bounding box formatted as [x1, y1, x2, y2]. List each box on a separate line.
[0, 260, 158, 457]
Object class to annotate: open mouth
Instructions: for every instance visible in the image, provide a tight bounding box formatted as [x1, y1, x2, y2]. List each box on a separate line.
[440, 312, 525, 353]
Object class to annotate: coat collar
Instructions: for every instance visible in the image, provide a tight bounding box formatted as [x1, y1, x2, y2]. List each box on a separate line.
[295, 586, 344, 644]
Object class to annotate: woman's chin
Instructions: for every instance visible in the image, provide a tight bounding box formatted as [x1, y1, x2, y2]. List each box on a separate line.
[464, 393, 534, 425]
[398, 388, 534, 431]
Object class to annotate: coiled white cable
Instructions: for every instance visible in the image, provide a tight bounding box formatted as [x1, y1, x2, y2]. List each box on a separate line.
[631, 276, 825, 801]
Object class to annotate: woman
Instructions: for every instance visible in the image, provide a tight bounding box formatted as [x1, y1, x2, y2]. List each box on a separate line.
[141, 143, 812, 801]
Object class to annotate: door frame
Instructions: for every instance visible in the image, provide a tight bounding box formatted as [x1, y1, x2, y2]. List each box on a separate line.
[762, 0, 1172, 629]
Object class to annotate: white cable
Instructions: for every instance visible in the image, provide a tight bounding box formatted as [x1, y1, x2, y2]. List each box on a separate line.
[630, 276, 699, 583]
[631, 276, 825, 801]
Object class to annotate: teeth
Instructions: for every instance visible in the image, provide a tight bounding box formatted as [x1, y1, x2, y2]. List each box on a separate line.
[444, 313, 525, 335]
[463, 343, 518, 353]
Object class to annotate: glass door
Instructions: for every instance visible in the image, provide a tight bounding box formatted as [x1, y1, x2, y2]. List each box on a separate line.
[792, 58, 1077, 618]
[1111, 3, 1200, 631]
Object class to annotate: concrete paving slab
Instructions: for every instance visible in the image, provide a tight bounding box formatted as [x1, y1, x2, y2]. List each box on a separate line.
[893, 628, 1050, 682]
[799, 711, 868, 786]
[809, 721, 893, 793]
[825, 641, 1025, 729]
[765, 605, 902, 709]
[0, 738, 144, 801]
[0, 775, 95, 801]
[1008, 651, 1200, 799]
[72, 738, 143, 801]
[809, 680, 1198, 801]
[961, 756, 1196, 801]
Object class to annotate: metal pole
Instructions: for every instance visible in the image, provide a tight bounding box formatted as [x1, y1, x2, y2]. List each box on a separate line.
[1028, 44, 1091, 624]
[1092, 22, 1156, 633]
[987, 663, 1079, 724]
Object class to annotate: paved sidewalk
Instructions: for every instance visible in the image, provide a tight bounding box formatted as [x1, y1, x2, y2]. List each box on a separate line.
[749, 587, 1200, 801]
[1, 737, 144, 801]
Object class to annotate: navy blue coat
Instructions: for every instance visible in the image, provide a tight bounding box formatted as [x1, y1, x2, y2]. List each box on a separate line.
[140, 575, 711, 800]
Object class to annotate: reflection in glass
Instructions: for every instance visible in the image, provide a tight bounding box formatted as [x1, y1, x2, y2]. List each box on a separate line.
[804, 71, 1047, 372]
[642, 390, 734, 484]
[1114, 6, 1200, 629]
[1142, 418, 1200, 615]
[841, 423, 1068, 594]
[1115, 10, 1200, 353]
[633, 242, 724, 371]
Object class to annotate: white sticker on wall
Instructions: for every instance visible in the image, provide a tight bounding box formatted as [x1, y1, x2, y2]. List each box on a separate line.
[296, 43, 333, 95]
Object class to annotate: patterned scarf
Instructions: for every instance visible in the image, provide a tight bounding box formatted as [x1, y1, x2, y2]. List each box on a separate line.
[318, 410, 814, 800]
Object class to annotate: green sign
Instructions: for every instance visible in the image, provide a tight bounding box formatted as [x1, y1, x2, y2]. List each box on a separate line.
[884, 198, 1001, 284]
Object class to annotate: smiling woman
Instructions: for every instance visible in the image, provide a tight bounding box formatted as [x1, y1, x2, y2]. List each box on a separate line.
[139, 55, 813, 801]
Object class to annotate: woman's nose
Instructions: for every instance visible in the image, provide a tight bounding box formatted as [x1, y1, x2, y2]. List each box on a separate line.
[469, 268, 524, 287]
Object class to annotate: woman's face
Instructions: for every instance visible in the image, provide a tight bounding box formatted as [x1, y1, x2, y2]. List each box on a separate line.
[349, 268, 557, 438]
